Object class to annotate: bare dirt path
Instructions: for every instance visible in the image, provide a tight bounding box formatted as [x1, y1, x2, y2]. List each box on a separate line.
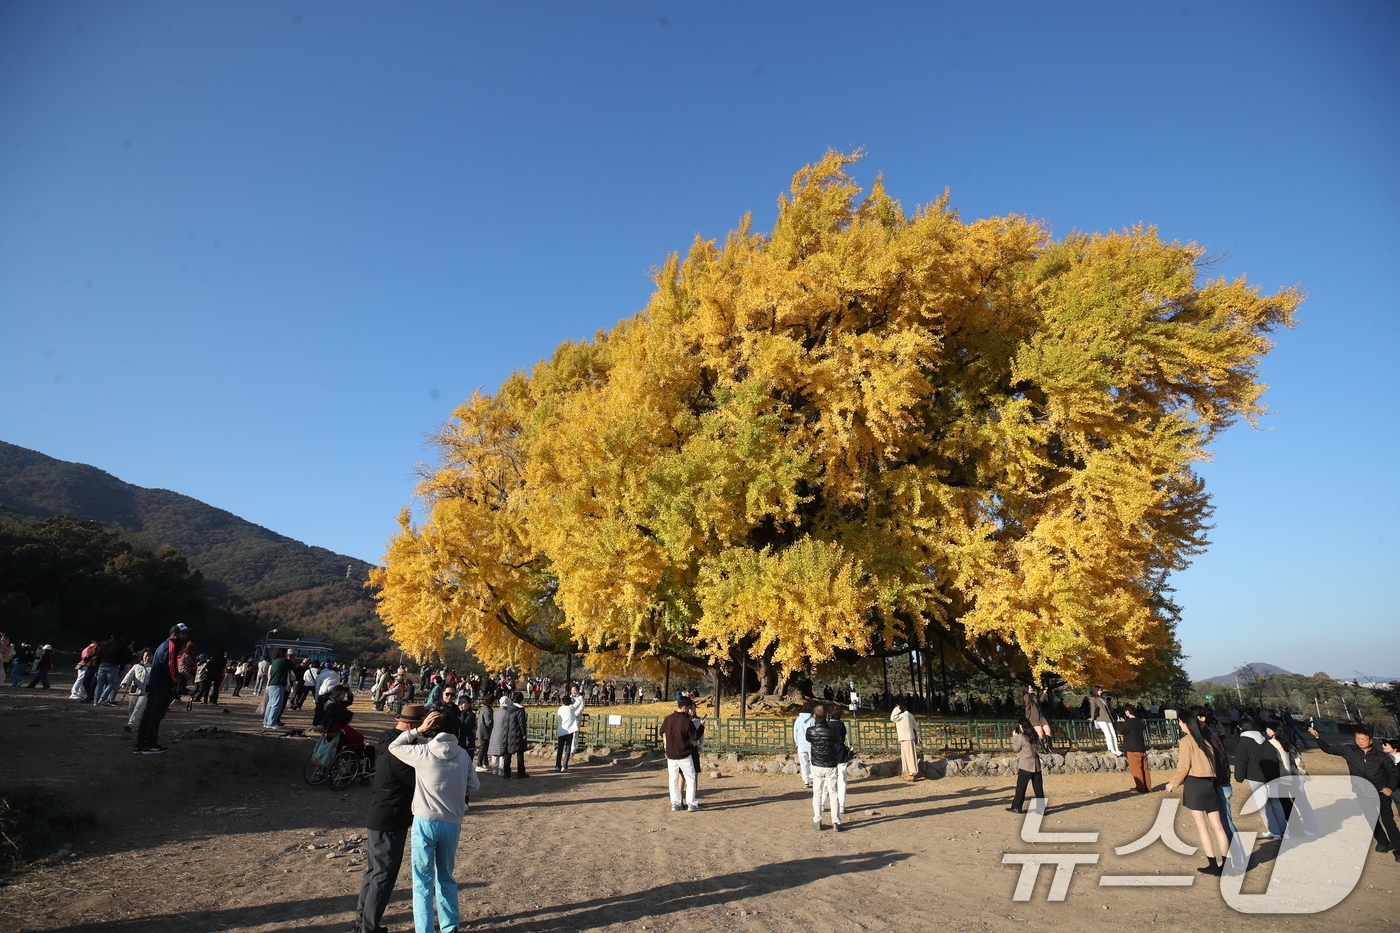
[0, 678, 1392, 933]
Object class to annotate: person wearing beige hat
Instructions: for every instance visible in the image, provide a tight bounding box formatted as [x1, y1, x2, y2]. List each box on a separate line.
[354, 703, 426, 933]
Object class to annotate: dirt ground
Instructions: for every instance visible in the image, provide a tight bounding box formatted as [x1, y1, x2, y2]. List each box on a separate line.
[0, 676, 1393, 933]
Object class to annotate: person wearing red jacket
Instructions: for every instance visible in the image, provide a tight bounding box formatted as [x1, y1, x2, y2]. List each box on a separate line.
[135, 624, 188, 754]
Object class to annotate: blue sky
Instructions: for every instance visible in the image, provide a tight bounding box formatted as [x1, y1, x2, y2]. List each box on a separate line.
[1, 1, 1396, 681]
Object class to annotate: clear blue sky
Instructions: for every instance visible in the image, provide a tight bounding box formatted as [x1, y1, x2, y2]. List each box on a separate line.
[2, 1, 1395, 681]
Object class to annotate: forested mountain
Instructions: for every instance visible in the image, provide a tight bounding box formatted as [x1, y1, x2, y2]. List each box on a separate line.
[0, 440, 390, 659]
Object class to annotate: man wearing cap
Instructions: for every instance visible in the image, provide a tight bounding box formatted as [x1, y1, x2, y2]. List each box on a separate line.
[24, 644, 52, 686]
[26, 644, 53, 689]
[354, 702, 425, 933]
[136, 625, 187, 754]
[313, 662, 342, 728]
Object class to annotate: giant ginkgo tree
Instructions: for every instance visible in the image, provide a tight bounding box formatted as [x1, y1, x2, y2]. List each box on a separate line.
[371, 151, 1299, 691]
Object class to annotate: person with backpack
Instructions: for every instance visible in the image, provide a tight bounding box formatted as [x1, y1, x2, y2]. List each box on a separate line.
[92, 634, 129, 706]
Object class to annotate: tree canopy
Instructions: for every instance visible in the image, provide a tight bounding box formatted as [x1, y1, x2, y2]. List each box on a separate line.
[0, 512, 212, 649]
[372, 151, 1299, 689]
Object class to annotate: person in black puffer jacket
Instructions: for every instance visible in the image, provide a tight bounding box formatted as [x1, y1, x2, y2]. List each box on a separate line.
[805, 704, 843, 831]
[1233, 717, 1286, 838]
[504, 692, 529, 779]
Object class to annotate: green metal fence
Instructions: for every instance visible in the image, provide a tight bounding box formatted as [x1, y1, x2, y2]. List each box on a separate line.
[521, 710, 1178, 755]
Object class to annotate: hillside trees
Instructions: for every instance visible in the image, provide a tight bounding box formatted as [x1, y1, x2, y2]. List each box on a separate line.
[0, 513, 226, 649]
[0, 441, 387, 659]
[1312, 672, 1338, 702]
[1369, 682, 1400, 728]
[372, 151, 1300, 690]
[1234, 663, 1275, 708]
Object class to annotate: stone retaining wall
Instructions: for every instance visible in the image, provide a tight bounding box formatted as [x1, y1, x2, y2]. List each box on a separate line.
[527, 744, 1180, 782]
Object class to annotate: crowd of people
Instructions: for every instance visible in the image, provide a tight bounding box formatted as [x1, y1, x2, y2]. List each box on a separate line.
[3, 630, 1397, 932]
[348, 680, 598, 932]
[1001, 699, 1400, 876]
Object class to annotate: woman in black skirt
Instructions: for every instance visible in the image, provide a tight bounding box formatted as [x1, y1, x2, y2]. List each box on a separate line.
[1165, 713, 1234, 874]
[1023, 684, 1053, 749]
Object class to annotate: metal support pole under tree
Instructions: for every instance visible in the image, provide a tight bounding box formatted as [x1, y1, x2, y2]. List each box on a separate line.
[664, 660, 670, 701]
[712, 666, 721, 721]
[739, 656, 747, 721]
[923, 629, 936, 711]
[565, 652, 572, 688]
[881, 656, 890, 702]
[938, 628, 948, 714]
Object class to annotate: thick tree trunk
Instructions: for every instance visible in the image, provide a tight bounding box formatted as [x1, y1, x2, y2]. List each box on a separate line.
[756, 650, 781, 695]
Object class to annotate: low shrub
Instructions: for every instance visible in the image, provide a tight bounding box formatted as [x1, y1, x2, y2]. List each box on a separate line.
[0, 786, 94, 873]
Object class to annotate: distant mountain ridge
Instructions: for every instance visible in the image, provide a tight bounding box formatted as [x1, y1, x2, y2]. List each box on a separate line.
[0, 440, 389, 657]
[1200, 662, 1294, 684]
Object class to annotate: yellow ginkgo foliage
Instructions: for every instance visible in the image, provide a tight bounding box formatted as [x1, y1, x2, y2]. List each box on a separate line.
[370, 151, 1299, 690]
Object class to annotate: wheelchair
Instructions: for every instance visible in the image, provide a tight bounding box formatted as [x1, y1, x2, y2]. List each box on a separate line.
[302, 727, 375, 790]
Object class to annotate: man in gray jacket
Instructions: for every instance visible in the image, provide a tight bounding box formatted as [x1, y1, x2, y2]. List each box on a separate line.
[390, 710, 480, 933]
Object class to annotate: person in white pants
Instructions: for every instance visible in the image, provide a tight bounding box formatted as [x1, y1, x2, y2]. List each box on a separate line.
[793, 701, 815, 788]
[122, 650, 152, 733]
[662, 697, 700, 811]
[1089, 688, 1122, 756]
[830, 707, 850, 818]
[806, 704, 843, 831]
